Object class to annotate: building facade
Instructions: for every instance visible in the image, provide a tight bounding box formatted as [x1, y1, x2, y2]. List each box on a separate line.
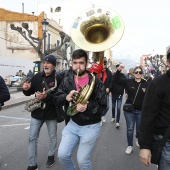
[0, 8, 68, 79]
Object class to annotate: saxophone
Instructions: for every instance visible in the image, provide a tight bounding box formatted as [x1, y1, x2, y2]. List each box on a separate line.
[25, 78, 57, 112]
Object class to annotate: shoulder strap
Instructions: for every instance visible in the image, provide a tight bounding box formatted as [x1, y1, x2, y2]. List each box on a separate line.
[132, 83, 141, 104]
[43, 73, 57, 92]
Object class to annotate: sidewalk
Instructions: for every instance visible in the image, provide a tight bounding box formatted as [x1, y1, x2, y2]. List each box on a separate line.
[3, 92, 34, 109]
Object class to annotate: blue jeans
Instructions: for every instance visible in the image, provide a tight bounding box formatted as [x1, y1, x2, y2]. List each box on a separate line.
[28, 118, 57, 166]
[124, 110, 141, 146]
[111, 94, 123, 123]
[155, 135, 170, 170]
[58, 119, 101, 170]
[102, 94, 109, 116]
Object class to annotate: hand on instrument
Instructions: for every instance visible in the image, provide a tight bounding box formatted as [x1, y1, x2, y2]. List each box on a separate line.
[35, 88, 47, 100]
[23, 81, 31, 91]
[139, 149, 151, 167]
[76, 102, 89, 112]
[66, 90, 77, 102]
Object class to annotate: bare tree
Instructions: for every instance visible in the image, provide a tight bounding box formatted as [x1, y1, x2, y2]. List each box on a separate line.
[10, 23, 71, 65]
[146, 54, 167, 75]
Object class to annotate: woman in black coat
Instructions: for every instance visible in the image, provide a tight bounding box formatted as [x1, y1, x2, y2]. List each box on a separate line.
[115, 65, 148, 155]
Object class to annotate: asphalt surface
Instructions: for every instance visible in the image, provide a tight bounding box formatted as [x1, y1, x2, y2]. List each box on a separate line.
[0, 92, 157, 170]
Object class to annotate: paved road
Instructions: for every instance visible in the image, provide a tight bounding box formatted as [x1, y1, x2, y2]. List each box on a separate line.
[0, 99, 157, 170]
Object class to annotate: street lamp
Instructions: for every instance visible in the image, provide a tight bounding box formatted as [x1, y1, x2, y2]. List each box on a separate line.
[42, 19, 49, 57]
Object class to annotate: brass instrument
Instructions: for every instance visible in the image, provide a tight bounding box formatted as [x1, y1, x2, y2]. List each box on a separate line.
[25, 79, 57, 112]
[68, 7, 124, 116]
[70, 7, 125, 52]
[67, 69, 95, 116]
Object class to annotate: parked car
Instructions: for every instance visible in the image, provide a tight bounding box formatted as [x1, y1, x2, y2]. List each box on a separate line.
[9, 76, 24, 87]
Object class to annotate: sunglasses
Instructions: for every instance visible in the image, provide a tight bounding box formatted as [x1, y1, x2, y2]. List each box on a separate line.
[134, 71, 143, 75]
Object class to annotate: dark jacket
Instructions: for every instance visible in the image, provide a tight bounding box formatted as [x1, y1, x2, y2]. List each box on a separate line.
[101, 68, 112, 91]
[139, 70, 170, 150]
[110, 72, 126, 95]
[59, 69, 73, 79]
[54, 71, 107, 126]
[23, 70, 62, 120]
[115, 70, 148, 110]
[0, 76, 10, 105]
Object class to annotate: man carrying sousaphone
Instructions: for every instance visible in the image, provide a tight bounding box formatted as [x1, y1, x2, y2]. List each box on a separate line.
[54, 49, 107, 170]
[22, 55, 63, 170]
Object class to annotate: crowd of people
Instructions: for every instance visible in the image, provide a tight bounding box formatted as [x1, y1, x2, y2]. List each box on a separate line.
[1, 48, 169, 170]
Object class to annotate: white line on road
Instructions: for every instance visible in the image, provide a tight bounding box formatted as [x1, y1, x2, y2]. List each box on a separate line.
[0, 115, 31, 121]
[0, 123, 30, 127]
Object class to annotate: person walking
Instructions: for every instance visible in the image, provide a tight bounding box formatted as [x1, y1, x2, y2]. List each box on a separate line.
[101, 60, 112, 124]
[55, 49, 107, 170]
[139, 52, 170, 170]
[23, 55, 62, 170]
[26, 70, 34, 81]
[115, 65, 148, 155]
[110, 64, 126, 128]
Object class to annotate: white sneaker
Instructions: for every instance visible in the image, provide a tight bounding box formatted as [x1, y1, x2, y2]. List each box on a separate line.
[111, 118, 115, 122]
[101, 116, 106, 123]
[115, 122, 120, 128]
[136, 139, 139, 147]
[125, 146, 133, 155]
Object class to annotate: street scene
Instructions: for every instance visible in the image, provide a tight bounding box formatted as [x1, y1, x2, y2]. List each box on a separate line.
[0, 92, 157, 170]
[0, 0, 170, 170]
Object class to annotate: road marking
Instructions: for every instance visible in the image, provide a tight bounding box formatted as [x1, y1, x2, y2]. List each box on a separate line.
[0, 115, 31, 121]
[0, 123, 30, 127]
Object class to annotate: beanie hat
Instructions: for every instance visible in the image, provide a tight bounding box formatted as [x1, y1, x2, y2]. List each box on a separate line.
[44, 55, 56, 66]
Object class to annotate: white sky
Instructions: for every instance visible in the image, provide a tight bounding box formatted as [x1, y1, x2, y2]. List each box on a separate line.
[1, 0, 170, 63]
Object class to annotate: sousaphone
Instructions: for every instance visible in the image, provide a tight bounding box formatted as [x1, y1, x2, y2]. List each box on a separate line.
[67, 7, 125, 116]
[70, 6, 125, 52]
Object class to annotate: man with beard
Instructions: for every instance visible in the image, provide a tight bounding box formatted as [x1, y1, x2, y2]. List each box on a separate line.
[23, 55, 62, 170]
[55, 49, 107, 170]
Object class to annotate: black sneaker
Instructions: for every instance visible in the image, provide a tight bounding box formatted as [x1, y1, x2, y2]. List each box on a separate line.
[27, 165, 38, 170]
[46, 156, 55, 168]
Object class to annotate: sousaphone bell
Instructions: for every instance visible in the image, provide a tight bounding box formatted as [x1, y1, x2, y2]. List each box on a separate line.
[67, 7, 125, 116]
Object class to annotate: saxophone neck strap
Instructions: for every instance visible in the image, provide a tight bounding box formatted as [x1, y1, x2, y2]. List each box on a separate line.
[43, 73, 57, 92]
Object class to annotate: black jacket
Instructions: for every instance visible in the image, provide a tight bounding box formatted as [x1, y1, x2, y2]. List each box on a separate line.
[23, 70, 62, 120]
[110, 72, 126, 95]
[101, 68, 112, 91]
[139, 70, 170, 150]
[115, 70, 148, 110]
[0, 76, 10, 105]
[54, 71, 107, 126]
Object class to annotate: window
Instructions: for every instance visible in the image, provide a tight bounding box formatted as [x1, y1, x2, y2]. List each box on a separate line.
[57, 40, 60, 46]
[51, 8, 53, 13]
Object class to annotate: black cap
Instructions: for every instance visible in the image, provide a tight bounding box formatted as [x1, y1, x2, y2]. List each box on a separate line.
[43, 55, 56, 66]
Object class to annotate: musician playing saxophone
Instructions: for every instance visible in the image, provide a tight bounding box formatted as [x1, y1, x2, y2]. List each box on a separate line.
[55, 49, 107, 170]
[22, 55, 62, 170]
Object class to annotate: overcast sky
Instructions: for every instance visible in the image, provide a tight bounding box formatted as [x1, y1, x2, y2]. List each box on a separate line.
[1, 0, 170, 63]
